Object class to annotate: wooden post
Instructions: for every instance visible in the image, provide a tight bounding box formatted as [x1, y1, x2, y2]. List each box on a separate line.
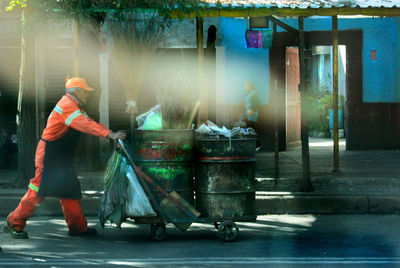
[196, 17, 207, 125]
[272, 22, 279, 181]
[74, 17, 79, 77]
[274, 78, 280, 181]
[332, 16, 340, 172]
[298, 17, 314, 192]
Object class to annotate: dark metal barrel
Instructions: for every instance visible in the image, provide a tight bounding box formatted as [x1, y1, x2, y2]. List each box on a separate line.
[134, 129, 194, 205]
[195, 134, 257, 221]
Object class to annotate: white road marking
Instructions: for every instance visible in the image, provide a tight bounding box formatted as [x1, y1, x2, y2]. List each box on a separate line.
[1, 257, 400, 266]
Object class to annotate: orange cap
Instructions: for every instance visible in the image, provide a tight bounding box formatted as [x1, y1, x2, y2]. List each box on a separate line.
[65, 77, 93, 92]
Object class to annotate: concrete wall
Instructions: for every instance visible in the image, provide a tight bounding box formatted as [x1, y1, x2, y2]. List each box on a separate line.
[160, 19, 198, 48]
[161, 18, 221, 48]
[220, 18, 270, 106]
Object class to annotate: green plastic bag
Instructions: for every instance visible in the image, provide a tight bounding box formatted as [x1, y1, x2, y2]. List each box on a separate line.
[141, 111, 162, 130]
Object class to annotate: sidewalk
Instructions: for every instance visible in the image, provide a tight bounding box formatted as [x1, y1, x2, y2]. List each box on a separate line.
[256, 138, 400, 193]
[1, 138, 399, 215]
[255, 138, 400, 214]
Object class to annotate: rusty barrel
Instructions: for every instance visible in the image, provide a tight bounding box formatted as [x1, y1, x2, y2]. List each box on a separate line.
[134, 129, 195, 205]
[195, 133, 257, 221]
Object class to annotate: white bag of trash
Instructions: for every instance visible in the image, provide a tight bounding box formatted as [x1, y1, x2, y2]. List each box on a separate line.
[125, 165, 156, 217]
[196, 123, 213, 135]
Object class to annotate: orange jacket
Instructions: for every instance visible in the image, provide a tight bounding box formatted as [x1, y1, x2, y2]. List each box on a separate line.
[41, 93, 111, 141]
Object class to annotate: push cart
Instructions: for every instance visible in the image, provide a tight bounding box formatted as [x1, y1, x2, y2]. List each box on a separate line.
[119, 129, 257, 242]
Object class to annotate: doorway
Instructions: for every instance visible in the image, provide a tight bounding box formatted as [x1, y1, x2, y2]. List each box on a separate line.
[270, 31, 361, 151]
[309, 45, 347, 140]
[285, 47, 301, 147]
[285, 45, 347, 148]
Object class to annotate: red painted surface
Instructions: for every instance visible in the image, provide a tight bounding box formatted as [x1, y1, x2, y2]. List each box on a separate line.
[370, 50, 377, 60]
[137, 143, 191, 161]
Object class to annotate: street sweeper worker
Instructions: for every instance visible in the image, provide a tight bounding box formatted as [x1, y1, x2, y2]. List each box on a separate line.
[4, 77, 126, 239]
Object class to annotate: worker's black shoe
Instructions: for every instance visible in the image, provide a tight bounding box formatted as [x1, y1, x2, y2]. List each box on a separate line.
[68, 227, 97, 237]
[3, 224, 29, 239]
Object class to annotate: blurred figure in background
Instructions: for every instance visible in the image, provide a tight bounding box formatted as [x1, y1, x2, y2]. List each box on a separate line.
[241, 81, 261, 150]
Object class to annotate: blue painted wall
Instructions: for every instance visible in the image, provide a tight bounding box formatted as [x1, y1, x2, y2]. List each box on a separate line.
[220, 16, 400, 103]
[220, 18, 270, 105]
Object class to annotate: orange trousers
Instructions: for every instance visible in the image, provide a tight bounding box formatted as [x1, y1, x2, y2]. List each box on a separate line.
[7, 140, 88, 233]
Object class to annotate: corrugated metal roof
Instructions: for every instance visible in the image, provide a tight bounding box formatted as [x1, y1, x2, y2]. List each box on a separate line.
[200, 0, 400, 9]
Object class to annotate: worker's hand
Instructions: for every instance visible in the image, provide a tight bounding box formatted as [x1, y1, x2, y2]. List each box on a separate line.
[107, 131, 126, 141]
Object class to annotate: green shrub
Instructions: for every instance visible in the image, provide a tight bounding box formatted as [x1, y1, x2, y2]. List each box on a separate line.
[306, 86, 344, 134]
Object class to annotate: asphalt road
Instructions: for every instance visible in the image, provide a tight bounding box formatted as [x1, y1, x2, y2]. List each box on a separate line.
[1, 215, 400, 267]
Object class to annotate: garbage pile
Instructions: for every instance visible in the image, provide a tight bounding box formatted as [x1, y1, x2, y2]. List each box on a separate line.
[196, 120, 257, 139]
[135, 104, 257, 137]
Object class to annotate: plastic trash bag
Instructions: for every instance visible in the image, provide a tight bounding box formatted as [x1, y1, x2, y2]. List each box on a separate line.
[125, 164, 156, 217]
[141, 112, 162, 130]
[208, 125, 231, 138]
[137, 105, 162, 130]
[99, 151, 127, 228]
[136, 105, 158, 128]
[196, 123, 212, 135]
[195, 121, 257, 138]
[206, 120, 218, 128]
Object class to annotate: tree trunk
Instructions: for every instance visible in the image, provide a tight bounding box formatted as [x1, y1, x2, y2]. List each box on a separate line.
[14, 10, 37, 187]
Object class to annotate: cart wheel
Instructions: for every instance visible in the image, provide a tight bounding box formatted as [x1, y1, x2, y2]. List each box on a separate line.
[217, 221, 239, 242]
[150, 223, 166, 241]
[213, 222, 219, 230]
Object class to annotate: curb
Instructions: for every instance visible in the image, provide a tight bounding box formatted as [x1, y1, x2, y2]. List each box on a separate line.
[256, 192, 400, 214]
[1, 191, 400, 217]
